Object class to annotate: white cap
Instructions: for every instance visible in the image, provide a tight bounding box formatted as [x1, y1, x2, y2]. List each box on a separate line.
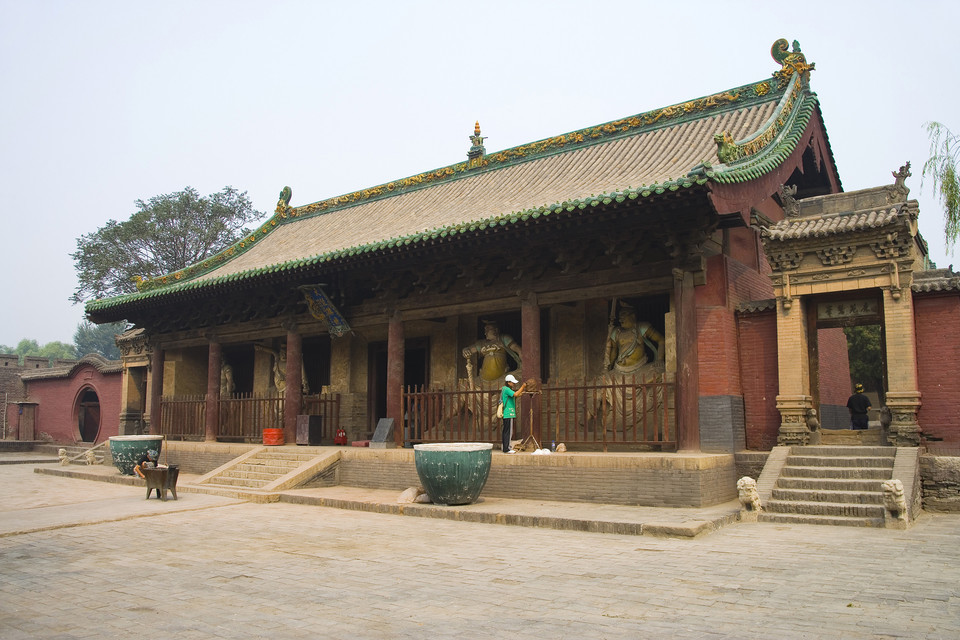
[504, 374, 519, 383]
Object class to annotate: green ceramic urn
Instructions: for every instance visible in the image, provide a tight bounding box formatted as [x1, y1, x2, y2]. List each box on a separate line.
[109, 435, 164, 475]
[413, 442, 493, 506]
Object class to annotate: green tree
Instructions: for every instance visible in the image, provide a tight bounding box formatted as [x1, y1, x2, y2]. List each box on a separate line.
[0, 338, 76, 364]
[15, 339, 40, 356]
[844, 325, 883, 399]
[70, 186, 265, 303]
[922, 121, 960, 253]
[74, 320, 127, 359]
[39, 342, 78, 362]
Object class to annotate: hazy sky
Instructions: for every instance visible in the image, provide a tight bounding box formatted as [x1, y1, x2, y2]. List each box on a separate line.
[1, 0, 956, 346]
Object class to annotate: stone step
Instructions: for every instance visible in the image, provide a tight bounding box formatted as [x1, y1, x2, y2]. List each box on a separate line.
[780, 466, 893, 480]
[216, 470, 281, 483]
[786, 455, 894, 468]
[204, 476, 270, 488]
[235, 462, 300, 475]
[771, 487, 884, 505]
[791, 446, 894, 457]
[765, 499, 886, 519]
[758, 512, 883, 528]
[254, 451, 319, 463]
[775, 477, 888, 492]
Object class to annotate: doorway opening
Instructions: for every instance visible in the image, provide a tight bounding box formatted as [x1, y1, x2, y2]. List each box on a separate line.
[77, 389, 101, 442]
[811, 293, 885, 431]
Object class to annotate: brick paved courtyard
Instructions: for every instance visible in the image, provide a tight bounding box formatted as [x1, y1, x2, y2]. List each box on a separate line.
[1, 463, 959, 639]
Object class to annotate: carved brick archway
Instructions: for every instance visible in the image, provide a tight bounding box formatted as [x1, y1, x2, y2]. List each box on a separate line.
[761, 173, 924, 447]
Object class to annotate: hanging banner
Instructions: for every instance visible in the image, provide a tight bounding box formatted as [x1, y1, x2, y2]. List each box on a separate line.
[298, 285, 351, 337]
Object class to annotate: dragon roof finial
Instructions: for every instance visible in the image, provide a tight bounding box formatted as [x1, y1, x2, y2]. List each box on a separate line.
[771, 39, 815, 88]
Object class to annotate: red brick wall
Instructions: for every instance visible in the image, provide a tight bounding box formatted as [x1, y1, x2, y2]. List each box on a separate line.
[737, 309, 780, 450]
[817, 328, 851, 406]
[23, 364, 122, 444]
[697, 307, 741, 396]
[915, 295, 960, 442]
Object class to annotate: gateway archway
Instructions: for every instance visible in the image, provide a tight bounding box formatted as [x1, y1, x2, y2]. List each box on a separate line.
[761, 175, 924, 447]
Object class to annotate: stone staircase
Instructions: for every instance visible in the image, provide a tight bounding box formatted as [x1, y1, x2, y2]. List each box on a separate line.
[758, 446, 896, 528]
[186, 447, 341, 502]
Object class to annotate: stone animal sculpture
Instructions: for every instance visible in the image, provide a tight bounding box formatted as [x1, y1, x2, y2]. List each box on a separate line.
[737, 476, 762, 512]
[84, 449, 97, 465]
[881, 479, 907, 521]
[58, 448, 69, 465]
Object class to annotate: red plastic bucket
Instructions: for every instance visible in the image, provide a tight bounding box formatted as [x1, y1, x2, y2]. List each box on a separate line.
[262, 428, 285, 446]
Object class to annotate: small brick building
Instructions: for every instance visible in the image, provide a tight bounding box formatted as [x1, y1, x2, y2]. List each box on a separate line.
[7, 354, 122, 444]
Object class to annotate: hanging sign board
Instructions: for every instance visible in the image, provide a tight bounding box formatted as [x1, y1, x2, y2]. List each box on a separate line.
[816, 298, 881, 324]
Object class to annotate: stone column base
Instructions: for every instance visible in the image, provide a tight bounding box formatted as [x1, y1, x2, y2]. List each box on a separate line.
[119, 412, 145, 436]
[885, 391, 922, 447]
[776, 394, 814, 446]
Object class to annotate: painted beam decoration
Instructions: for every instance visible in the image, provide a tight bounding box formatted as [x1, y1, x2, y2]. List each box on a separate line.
[299, 285, 351, 337]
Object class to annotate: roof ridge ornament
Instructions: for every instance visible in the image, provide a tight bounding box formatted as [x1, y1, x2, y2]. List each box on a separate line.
[771, 38, 815, 88]
[888, 162, 912, 202]
[467, 121, 486, 168]
[276, 186, 293, 218]
[779, 184, 800, 218]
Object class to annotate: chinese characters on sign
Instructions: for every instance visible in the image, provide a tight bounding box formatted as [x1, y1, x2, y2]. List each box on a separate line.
[817, 299, 879, 322]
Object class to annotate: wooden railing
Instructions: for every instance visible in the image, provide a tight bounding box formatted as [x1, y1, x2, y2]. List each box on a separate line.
[402, 374, 676, 449]
[158, 394, 205, 439]
[157, 392, 341, 443]
[218, 393, 284, 441]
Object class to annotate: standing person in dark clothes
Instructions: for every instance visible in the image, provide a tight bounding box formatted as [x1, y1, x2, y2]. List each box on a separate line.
[846, 383, 872, 430]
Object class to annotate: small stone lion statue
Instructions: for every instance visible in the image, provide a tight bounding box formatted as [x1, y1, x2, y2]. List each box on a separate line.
[737, 476, 762, 512]
[84, 449, 97, 465]
[881, 479, 907, 521]
[58, 448, 69, 466]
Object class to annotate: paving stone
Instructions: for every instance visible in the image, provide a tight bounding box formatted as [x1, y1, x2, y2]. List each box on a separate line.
[1, 461, 960, 638]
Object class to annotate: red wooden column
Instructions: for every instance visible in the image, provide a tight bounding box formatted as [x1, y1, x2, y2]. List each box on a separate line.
[520, 292, 542, 442]
[283, 324, 303, 444]
[148, 346, 164, 436]
[674, 268, 701, 451]
[386, 310, 405, 446]
[205, 339, 221, 442]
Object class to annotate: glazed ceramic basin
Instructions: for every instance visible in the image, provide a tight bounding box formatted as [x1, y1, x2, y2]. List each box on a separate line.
[413, 442, 493, 506]
[109, 435, 164, 475]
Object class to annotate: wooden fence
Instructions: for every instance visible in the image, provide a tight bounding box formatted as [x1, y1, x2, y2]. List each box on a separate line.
[402, 374, 675, 449]
[157, 392, 341, 443]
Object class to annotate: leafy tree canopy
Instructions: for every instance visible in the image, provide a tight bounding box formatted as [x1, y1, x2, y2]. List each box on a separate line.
[843, 325, 883, 399]
[74, 320, 128, 360]
[922, 122, 960, 253]
[0, 338, 77, 364]
[70, 186, 265, 303]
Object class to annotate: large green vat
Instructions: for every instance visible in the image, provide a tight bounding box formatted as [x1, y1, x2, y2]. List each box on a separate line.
[414, 442, 493, 506]
[109, 435, 164, 475]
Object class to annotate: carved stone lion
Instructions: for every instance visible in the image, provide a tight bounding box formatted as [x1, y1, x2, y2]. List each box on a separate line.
[58, 448, 69, 466]
[881, 479, 907, 520]
[737, 476, 762, 512]
[84, 449, 97, 466]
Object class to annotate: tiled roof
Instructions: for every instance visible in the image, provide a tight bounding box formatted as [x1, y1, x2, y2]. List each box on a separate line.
[912, 268, 960, 293]
[737, 299, 777, 314]
[87, 62, 825, 314]
[19, 354, 122, 381]
[763, 206, 905, 241]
